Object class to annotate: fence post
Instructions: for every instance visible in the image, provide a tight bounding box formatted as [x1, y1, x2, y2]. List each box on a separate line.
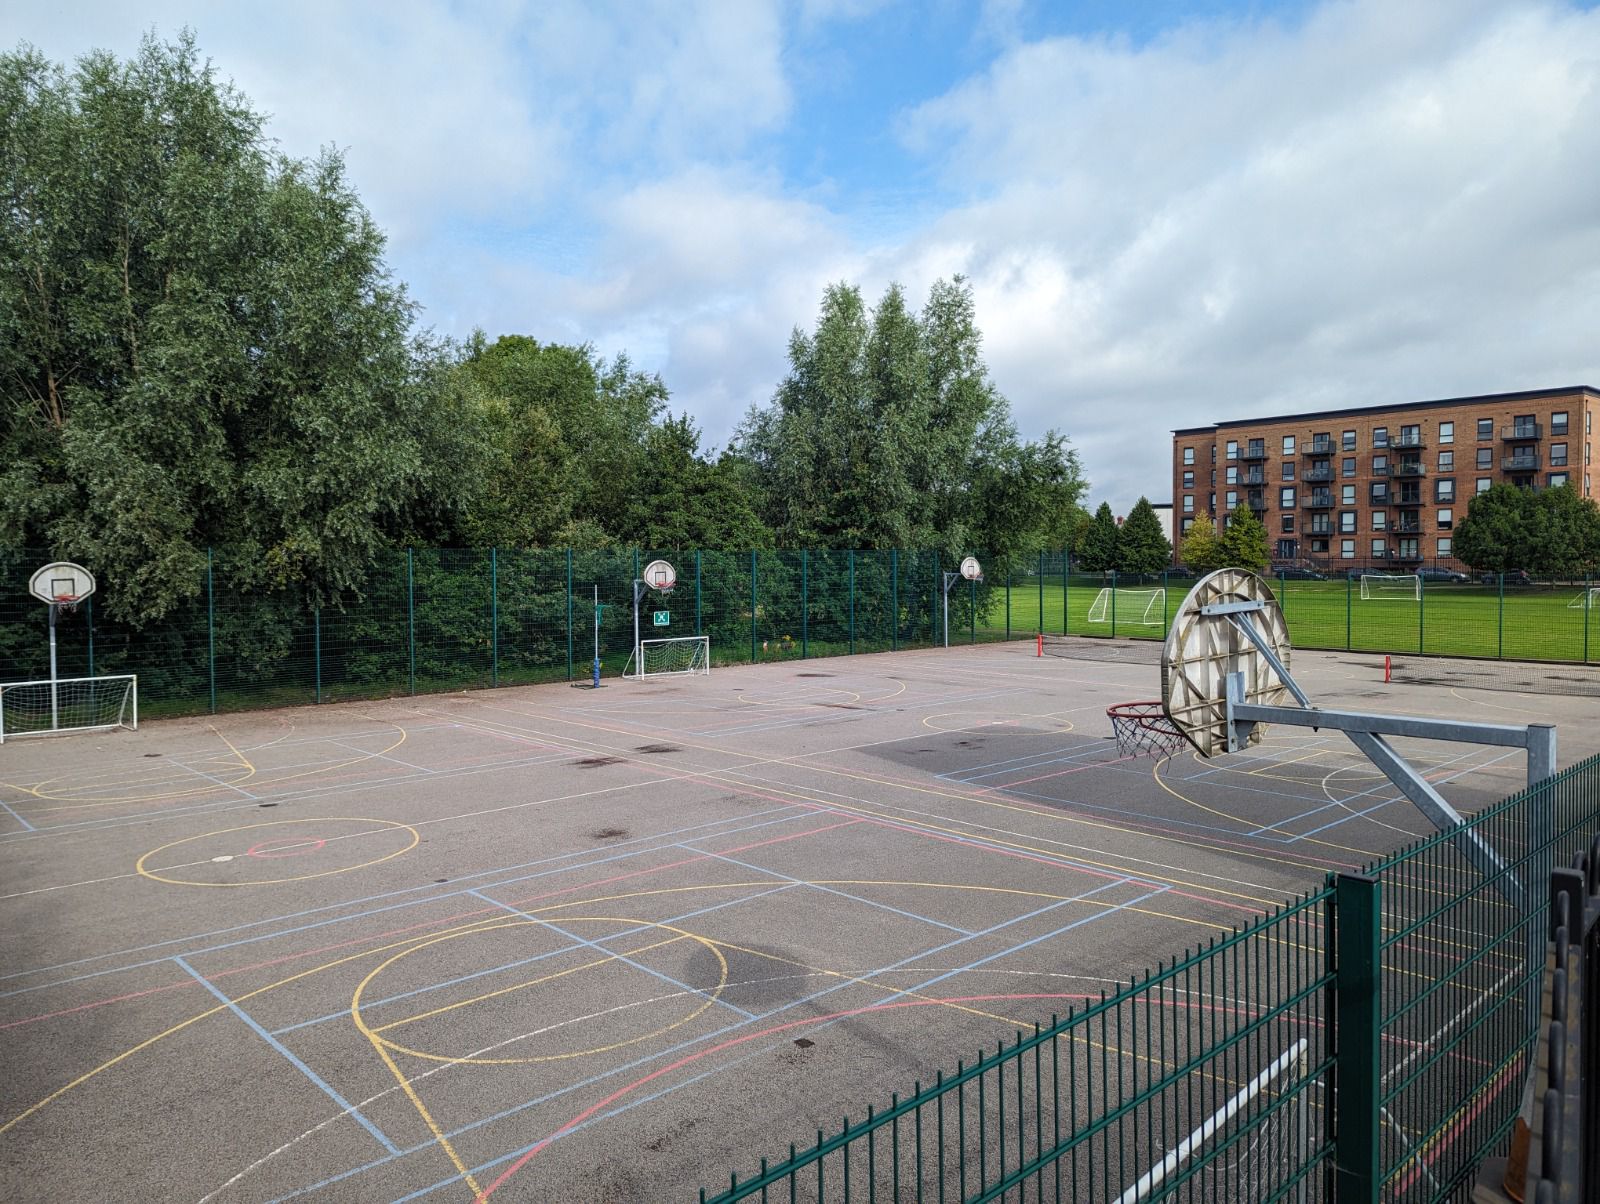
[969, 572, 976, 644]
[1345, 573, 1352, 650]
[490, 548, 499, 688]
[86, 594, 95, 680]
[801, 549, 808, 659]
[1417, 572, 1425, 655]
[1005, 563, 1011, 641]
[891, 549, 898, 652]
[1038, 551, 1044, 636]
[750, 551, 758, 663]
[1110, 569, 1118, 637]
[206, 548, 215, 714]
[1498, 572, 1504, 659]
[1333, 872, 1382, 1203]
[407, 548, 416, 695]
[1062, 548, 1069, 635]
[566, 548, 574, 681]
[314, 606, 322, 705]
[848, 550, 856, 654]
[695, 550, 702, 637]
[1585, 574, 1591, 664]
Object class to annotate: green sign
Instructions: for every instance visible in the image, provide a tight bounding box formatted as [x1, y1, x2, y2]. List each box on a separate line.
[653, 610, 670, 626]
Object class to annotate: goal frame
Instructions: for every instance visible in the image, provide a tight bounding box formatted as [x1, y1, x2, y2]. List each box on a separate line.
[1359, 572, 1421, 601]
[1567, 586, 1600, 610]
[1087, 587, 1167, 626]
[623, 636, 710, 680]
[0, 674, 138, 743]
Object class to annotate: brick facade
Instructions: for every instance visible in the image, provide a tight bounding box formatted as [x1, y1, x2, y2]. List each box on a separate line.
[1171, 386, 1600, 570]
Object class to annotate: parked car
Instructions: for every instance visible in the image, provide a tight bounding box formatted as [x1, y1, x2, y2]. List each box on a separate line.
[1481, 570, 1535, 586]
[1417, 567, 1469, 584]
[1273, 566, 1328, 580]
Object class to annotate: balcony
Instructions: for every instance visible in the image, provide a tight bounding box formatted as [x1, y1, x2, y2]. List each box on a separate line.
[1247, 495, 1267, 513]
[1392, 431, 1425, 450]
[1502, 453, 1541, 472]
[1371, 464, 1390, 476]
[1391, 546, 1424, 562]
[1302, 467, 1333, 483]
[1395, 492, 1423, 507]
[1301, 493, 1333, 509]
[1241, 446, 1268, 462]
[1500, 423, 1542, 442]
[1304, 439, 1334, 456]
[1393, 461, 1426, 477]
[1241, 469, 1266, 486]
[1306, 523, 1333, 536]
[1393, 518, 1422, 534]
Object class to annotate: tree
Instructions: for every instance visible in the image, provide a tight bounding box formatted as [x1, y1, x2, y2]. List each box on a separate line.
[1078, 502, 1120, 572]
[620, 415, 772, 549]
[1218, 504, 1269, 572]
[1178, 513, 1222, 573]
[1454, 484, 1534, 574]
[0, 35, 485, 619]
[1527, 485, 1600, 578]
[1117, 497, 1172, 575]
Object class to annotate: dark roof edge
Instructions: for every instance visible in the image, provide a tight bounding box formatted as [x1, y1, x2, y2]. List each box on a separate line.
[1171, 385, 1600, 435]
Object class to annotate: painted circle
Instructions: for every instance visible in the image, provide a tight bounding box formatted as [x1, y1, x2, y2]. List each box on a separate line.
[352, 917, 730, 1065]
[246, 836, 328, 859]
[136, 818, 418, 887]
[921, 712, 1075, 735]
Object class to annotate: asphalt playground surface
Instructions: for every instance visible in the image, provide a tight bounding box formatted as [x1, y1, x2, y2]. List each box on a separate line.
[3, 639, 1597, 1203]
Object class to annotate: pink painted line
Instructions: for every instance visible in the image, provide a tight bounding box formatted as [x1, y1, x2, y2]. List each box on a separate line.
[1385, 1053, 1524, 1197]
[981, 753, 1140, 791]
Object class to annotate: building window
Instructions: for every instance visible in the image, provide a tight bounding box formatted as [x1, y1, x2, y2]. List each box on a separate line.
[1399, 424, 1421, 447]
[1342, 430, 1356, 451]
[1437, 536, 1453, 557]
[1371, 538, 1387, 557]
[1372, 510, 1387, 531]
[1311, 539, 1329, 554]
[1282, 462, 1296, 481]
[1183, 447, 1195, 465]
[1553, 411, 1569, 435]
[1370, 482, 1390, 503]
[1226, 466, 1238, 485]
[1439, 421, 1453, 444]
[1550, 473, 1570, 488]
[1476, 477, 1491, 494]
[1341, 539, 1356, 559]
[1226, 440, 1238, 460]
[1373, 427, 1388, 448]
[1339, 511, 1357, 533]
[1476, 448, 1492, 470]
[1280, 487, 1296, 508]
[1211, 445, 1217, 463]
[1183, 495, 1194, 512]
[1282, 435, 1296, 455]
[1551, 443, 1568, 467]
[1342, 484, 1356, 505]
[1281, 515, 1294, 533]
[1342, 457, 1356, 477]
[1181, 517, 1194, 533]
[1182, 470, 1195, 488]
[1226, 491, 1238, 508]
[1372, 454, 1388, 476]
[1437, 508, 1453, 529]
[1209, 492, 1216, 511]
[1211, 469, 1216, 485]
[1478, 418, 1494, 439]
[1437, 450, 1452, 472]
[1436, 479, 1455, 502]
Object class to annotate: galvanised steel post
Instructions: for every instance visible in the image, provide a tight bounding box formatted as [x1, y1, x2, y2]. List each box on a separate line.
[207, 548, 215, 714]
[1038, 550, 1044, 634]
[407, 548, 415, 695]
[969, 572, 975, 644]
[565, 548, 574, 681]
[1333, 872, 1382, 1203]
[490, 547, 498, 688]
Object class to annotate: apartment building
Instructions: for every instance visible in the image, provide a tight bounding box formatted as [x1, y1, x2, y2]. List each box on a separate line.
[1171, 386, 1600, 569]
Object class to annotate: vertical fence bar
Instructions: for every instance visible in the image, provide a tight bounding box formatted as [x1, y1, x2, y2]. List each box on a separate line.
[86, 594, 95, 679]
[696, 550, 702, 637]
[1005, 564, 1011, 641]
[1417, 572, 1425, 654]
[566, 548, 574, 680]
[848, 550, 855, 654]
[1498, 572, 1505, 659]
[1062, 548, 1069, 635]
[891, 550, 898, 652]
[801, 549, 808, 659]
[1334, 872, 1382, 1203]
[1585, 573, 1591, 664]
[1038, 550, 1044, 636]
[491, 547, 499, 688]
[751, 551, 758, 663]
[407, 548, 416, 695]
[206, 548, 215, 714]
[1345, 572, 1353, 650]
[313, 607, 322, 705]
[969, 574, 975, 644]
[1110, 569, 1117, 637]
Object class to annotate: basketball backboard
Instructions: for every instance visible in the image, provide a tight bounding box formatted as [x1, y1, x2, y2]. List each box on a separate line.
[1160, 568, 1291, 758]
[642, 559, 677, 591]
[29, 561, 96, 606]
[960, 556, 982, 581]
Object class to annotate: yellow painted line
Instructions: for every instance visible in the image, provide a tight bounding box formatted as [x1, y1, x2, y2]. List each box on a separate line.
[135, 817, 420, 887]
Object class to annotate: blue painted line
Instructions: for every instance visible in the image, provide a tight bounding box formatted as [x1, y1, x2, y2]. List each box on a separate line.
[993, 782, 1313, 844]
[1, 804, 809, 996]
[273, 880, 1138, 1201]
[691, 848, 977, 936]
[1241, 747, 1494, 839]
[0, 798, 36, 832]
[471, 893, 759, 1022]
[939, 743, 1116, 782]
[272, 883, 796, 1036]
[1291, 753, 1518, 841]
[935, 741, 1098, 776]
[689, 687, 1018, 738]
[171, 956, 399, 1155]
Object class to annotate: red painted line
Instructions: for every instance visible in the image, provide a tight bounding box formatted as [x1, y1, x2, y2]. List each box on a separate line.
[714, 817, 864, 856]
[1385, 1053, 1523, 1196]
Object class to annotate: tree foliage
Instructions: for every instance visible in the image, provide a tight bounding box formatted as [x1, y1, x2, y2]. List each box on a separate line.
[1456, 483, 1600, 576]
[1078, 502, 1120, 572]
[1178, 513, 1222, 573]
[0, 35, 483, 620]
[1219, 504, 1269, 572]
[1116, 497, 1171, 575]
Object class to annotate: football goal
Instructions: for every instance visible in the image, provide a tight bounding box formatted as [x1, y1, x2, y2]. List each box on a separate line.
[1568, 587, 1600, 610]
[1359, 573, 1421, 601]
[0, 674, 138, 743]
[623, 636, 710, 680]
[1086, 587, 1167, 626]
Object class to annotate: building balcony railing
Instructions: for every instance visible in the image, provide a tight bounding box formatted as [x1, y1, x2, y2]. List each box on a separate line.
[1241, 470, 1266, 486]
[1369, 490, 1391, 504]
[1304, 439, 1334, 456]
[1392, 432, 1425, 449]
[1302, 467, 1333, 483]
[1306, 523, 1333, 536]
[1301, 494, 1334, 509]
[1370, 464, 1390, 476]
[1393, 519, 1423, 534]
[1247, 497, 1267, 513]
[1241, 446, 1268, 462]
[1393, 462, 1426, 477]
[1501, 423, 1542, 442]
[1502, 453, 1541, 472]
[1394, 496, 1423, 508]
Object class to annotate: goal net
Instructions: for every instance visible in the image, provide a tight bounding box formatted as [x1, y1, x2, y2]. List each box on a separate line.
[0, 674, 138, 742]
[623, 636, 710, 680]
[1359, 573, 1421, 601]
[1087, 587, 1167, 626]
[1568, 587, 1600, 610]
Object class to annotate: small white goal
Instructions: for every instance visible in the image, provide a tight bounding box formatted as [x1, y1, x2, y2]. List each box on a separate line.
[0, 674, 138, 742]
[1086, 587, 1167, 626]
[1569, 587, 1600, 610]
[1359, 573, 1420, 601]
[623, 636, 710, 679]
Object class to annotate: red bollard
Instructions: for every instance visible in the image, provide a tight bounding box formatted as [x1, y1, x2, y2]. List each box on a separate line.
[1385, 654, 1391, 683]
[1037, 632, 1043, 657]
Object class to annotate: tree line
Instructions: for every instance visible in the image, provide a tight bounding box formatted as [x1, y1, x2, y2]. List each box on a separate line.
[1, 36, 1092, 626]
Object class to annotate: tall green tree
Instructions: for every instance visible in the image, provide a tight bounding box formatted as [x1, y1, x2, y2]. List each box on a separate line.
[1219, 504, 1269, 571]
[1526, 485, 1600, 578]
[620, 415, 772, 549]
[1454, 484, 1534, 574]
[0, 35, 483, 620]
[1078, 502, 1120, 572]
[1116, 497, 1172, 575]
[1178, 512, 1222, 573]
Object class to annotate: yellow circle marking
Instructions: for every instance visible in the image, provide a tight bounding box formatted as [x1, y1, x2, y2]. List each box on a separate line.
[921, 712, 1073, 734]
[352, 916, 730, 1064]
[135, 817, 419, 887]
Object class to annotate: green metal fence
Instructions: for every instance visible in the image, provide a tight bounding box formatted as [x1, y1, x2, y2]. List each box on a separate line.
[698, 752, 1600, 1203]
[1, 548, 1596, 718]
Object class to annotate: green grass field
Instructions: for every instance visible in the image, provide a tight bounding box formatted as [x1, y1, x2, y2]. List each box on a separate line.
[979, 575, 1600, 664]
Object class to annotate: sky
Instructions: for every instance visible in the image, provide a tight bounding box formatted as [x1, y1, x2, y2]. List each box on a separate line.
[7, 0, 1600, 515]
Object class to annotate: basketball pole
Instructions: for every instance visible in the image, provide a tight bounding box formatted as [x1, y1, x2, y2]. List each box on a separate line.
[592, 586, 602, 688]
[48, 601, 59, 732]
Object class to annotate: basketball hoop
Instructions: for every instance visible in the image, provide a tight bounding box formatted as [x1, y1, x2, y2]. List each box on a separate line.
[642, 559, 677, 593]
[53, 594, 80, 616]
[960, 556, 983, 581]
[1107, 701, 1186, 759]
